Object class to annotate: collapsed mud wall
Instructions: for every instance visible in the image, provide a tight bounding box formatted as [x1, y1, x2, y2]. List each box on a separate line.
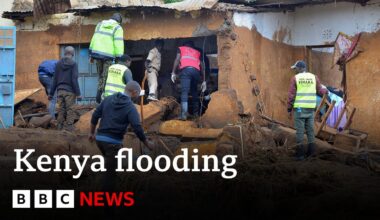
[218, 25, 305, 124]
[346, 31, 380, 147]
[14, 10, 224, 103]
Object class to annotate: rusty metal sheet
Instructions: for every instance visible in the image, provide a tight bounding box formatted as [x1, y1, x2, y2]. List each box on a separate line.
[33, 0, 71, 18]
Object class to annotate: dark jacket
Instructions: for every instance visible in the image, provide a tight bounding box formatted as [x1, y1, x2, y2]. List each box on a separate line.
[50, 57, 81, 96]
[91, 92, 146, 141]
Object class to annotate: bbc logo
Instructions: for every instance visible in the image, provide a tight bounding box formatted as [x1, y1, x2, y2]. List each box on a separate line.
[12, 190, 74, 208]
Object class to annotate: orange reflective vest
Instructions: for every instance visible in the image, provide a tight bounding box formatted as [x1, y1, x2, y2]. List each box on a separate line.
[179, 46, 201, 71]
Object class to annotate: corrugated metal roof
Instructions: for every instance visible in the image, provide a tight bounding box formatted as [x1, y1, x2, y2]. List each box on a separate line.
[163, 0, 218, 11]
[34, 0, 71, 18]
[3, 0, 260, 20]
[6, 0, 219, 14]
[69, 0, 218, 12]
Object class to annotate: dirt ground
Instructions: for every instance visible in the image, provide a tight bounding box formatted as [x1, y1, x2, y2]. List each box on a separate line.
[1, 119, 380, 218]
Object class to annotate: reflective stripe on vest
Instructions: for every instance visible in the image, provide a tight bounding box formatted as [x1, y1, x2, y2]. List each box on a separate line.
[294, 72, 317, 108]
[104, 64, 128, 97]
[89, 20, 124, 59]
[179, 46, 201, 71]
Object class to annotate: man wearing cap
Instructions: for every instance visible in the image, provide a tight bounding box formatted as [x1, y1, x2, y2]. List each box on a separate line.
[49, 46, 81, 131]
[89, 81, 153, 191]
[103, 54, 133, 98]
[89, 13, 125, 103]
[287, 60, 328, 160]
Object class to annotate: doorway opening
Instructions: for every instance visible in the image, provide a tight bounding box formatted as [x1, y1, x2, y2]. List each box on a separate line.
[126, 35, 219, 115]
[307, 45, 344, 98]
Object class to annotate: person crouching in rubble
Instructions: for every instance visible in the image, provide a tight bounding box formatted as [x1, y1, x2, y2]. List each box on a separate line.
[171, 41, 207, 120]
[88, 81, 153, 191]
[49, 46, 81, 131]
[287, 60, 328, 160]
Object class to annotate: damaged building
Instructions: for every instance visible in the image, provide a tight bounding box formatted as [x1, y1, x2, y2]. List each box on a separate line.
[1, 1, 380, 218]
[1, 0, 379, 149]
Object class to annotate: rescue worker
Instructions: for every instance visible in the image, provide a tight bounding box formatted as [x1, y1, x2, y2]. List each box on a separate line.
[49, 46, 81, 131]
[89, 13, 124, 103]
[287, 60, 327, 160]
[103, 54, 133, 98]
[171, 41, 207, 120]
[38, 59, 58, 119]
[145, 40, 164, 101]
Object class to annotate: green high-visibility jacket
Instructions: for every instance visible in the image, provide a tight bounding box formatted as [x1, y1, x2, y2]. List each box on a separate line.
[104, 64, 129, 97]
[294, 72, 317, 109]
[89, 19, 124, 60]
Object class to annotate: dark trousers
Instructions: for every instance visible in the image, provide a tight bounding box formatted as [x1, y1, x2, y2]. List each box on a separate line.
[96, 59, 113, 103]
[294, 108, 315, 144]
[96, 141, 122, 220]
[96, 141, 122, 192]
[57, 90, 76, 130]
[180, 67, 200, 116]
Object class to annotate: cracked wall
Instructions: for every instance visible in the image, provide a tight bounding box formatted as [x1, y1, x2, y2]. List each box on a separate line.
[14, 10, 224, 103]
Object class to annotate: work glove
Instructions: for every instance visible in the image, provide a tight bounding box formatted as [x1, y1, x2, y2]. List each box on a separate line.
[171, 73, 177, 83]
[201, 81, 207, 93]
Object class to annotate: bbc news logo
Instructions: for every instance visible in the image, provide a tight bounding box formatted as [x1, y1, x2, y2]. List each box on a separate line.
[12, 190, 135, 208]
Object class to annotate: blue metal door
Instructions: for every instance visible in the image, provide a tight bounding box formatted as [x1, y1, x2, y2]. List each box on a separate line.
[0, 26, 16, 128]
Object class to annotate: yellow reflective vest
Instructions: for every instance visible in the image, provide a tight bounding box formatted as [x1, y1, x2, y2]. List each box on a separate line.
[89, 19, 124, 59]
[294, 72, 317, 109]
[104, 64, 129, 97]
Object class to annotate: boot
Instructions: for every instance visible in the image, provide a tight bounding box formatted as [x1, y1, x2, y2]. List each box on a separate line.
[306, 143, 317, 158]
[180, 102, 188, 120]
[147, 94, 158, 101]
[295, 144, 305, 161]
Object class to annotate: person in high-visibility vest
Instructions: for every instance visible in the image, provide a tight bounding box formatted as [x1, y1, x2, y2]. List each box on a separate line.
[89, 13, 125, 104]
[171, 41, 207, 120]
[103, 54, 133, 98]
[287, 60, 328, 160]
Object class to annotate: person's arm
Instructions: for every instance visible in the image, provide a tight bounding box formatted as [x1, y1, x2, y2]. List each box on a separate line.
[316, 76, 328, 96]
[89, 23, 100, 54]
[287, 76, 297, 112]
[49, 63, 58, 97]
[91, 101, 103, 126]
[113, 25, 124, 58]
[171, 53, 181, 74]
[122, 69, 133, 85]
[201, 59, 206, 81]
[89, 101, 103, 142]
[72, 63, 81, 97]
[145, 49, 153, 69]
